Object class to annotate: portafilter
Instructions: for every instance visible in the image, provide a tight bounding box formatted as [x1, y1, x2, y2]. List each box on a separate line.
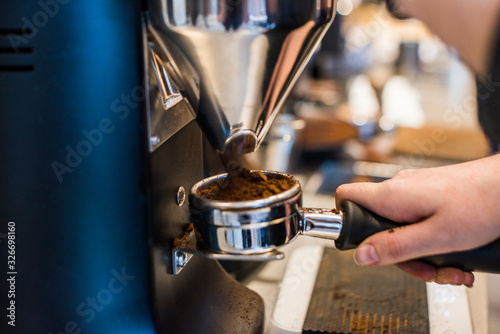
[189, 170, 500, 274]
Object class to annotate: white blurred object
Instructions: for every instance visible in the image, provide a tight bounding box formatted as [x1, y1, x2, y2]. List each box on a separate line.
[427, 283, 473, 334]
[270, 245, 323, 334]
[337, 0, 354, 16]
[348, 74, 380, 126]
[371, 29, 402, 65]
[382, 75, 426, 127]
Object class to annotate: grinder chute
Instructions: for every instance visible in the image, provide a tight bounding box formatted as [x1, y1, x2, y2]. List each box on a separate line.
[148, 0, 336, 154]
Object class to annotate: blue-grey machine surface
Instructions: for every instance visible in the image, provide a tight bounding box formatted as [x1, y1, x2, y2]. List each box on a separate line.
[0, 1, 335, 333]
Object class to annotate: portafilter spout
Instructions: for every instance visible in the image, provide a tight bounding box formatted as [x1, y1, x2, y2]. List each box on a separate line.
[147, 0, 336, 154]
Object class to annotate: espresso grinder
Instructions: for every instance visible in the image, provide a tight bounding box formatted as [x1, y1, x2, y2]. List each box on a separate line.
[0, 1, 337, 333]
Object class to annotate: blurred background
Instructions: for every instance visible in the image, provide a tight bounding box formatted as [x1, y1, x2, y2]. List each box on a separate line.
[243, 0, 499, 331]
[258, 0, 489, 175]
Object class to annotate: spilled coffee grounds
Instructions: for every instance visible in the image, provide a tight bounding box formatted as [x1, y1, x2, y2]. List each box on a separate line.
[198, 169, 296, 201]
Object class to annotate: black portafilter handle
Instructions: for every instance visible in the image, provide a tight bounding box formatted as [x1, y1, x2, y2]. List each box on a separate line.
[335, 200, 500, 273]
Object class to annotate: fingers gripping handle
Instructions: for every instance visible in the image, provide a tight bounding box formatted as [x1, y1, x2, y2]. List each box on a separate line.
[336, 200, 500, 273]
[335, 200, 399, 250]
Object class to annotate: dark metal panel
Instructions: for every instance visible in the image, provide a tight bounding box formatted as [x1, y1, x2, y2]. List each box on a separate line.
[149, 120, 265, 334]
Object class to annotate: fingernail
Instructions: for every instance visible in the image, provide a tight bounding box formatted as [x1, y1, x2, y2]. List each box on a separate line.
[354, 244, 379, 266]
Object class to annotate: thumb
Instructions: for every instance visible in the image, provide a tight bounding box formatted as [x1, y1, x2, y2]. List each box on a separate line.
[335, 182, 385, 213]
[353, 216, 450, 267]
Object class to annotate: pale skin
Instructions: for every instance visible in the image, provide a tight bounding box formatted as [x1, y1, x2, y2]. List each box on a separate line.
[335, 0, 500, 286]
[336, 155, 500, 286]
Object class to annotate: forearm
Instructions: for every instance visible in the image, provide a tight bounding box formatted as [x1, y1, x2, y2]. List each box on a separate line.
[394, 0, 500, 76]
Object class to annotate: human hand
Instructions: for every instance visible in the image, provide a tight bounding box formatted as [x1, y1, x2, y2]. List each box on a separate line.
[335, 154, 500, 286]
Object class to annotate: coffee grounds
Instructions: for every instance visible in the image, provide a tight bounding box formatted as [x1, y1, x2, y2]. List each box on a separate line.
[198, 169, 296, 201]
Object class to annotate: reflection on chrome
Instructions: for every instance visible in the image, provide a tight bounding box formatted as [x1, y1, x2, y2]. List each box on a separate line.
[148, 0, 336, 154]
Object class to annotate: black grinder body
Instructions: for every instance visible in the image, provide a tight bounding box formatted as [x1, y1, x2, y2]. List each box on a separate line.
[0, 1, 264, 333]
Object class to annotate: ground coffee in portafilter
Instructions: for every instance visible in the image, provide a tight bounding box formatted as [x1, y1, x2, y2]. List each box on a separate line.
[198, 157, 296, 201]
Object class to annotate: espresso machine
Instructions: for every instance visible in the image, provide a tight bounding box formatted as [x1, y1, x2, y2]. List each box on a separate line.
[0, 1, 336, 333]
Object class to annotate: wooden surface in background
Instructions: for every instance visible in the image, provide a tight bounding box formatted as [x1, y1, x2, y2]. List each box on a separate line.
[393, 126, 490, 161]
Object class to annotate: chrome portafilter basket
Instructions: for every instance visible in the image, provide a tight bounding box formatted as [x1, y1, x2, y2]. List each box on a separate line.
[189, 171, 343, 255]
[169, 170, 500, 275]
[171, 170, 343, 274]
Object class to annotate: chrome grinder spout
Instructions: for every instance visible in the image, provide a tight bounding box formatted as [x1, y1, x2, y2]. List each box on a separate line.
[147, 0, 337, 154]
